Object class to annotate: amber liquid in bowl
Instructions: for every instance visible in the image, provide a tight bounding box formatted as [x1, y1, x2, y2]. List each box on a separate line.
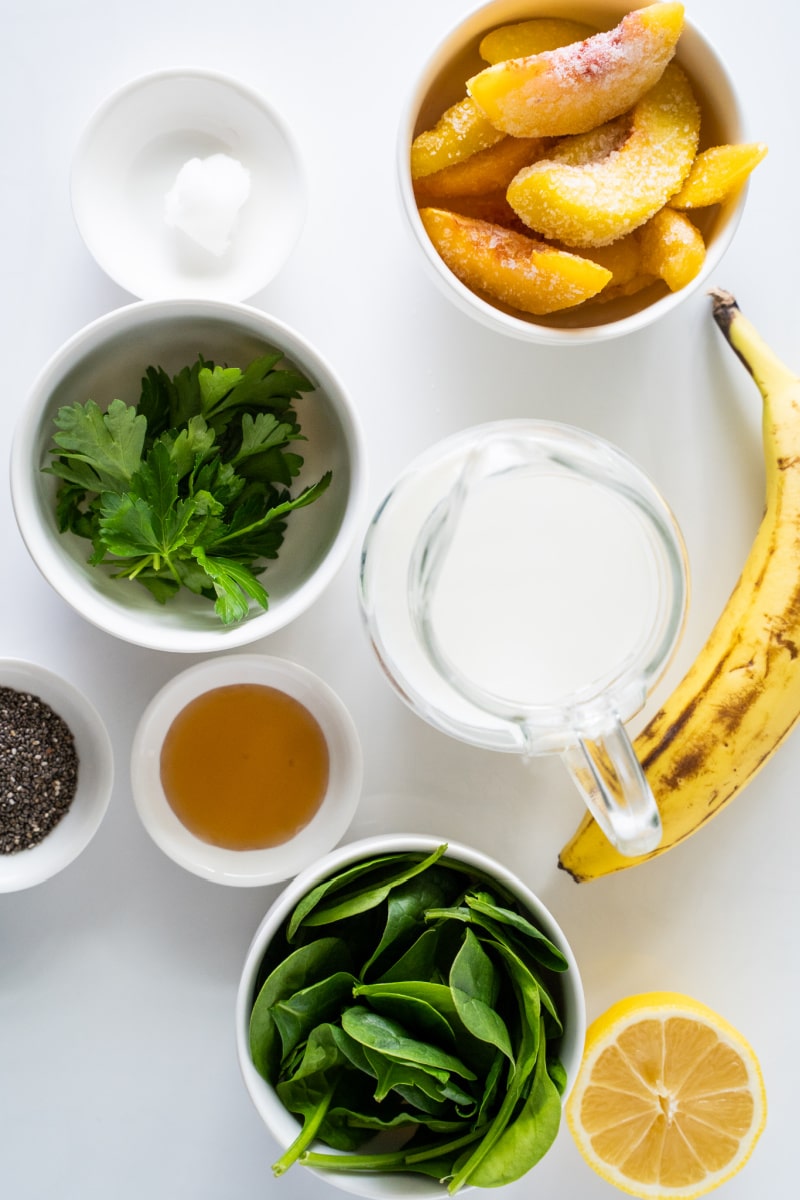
[160, 684, 330, 850]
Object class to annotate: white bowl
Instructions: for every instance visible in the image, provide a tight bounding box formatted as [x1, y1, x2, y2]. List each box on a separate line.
[399, 0, 748, 344]
[10, 298, 367, 653]
[0, 659, 114, 893]
[235, 832, 586, 1197]
[71, 68, 306, 302]
[131, 654, 363, 886]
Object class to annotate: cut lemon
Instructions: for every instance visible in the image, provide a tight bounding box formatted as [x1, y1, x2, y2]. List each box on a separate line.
[566, 992, 766, 1199]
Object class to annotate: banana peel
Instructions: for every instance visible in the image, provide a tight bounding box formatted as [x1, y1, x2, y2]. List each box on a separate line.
[559, 290, 800, 881]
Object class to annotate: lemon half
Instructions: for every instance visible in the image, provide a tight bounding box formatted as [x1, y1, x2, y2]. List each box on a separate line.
[566, 992, 767, 1199]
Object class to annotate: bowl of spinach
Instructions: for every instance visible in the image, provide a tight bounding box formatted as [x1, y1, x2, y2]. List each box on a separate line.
[10, 298, 366, 652]
[236, 834, 585, 1196]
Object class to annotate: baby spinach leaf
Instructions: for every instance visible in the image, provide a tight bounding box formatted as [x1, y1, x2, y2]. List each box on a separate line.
[547, 1055, 568, 1096]
[249, 938, 348, 1082]
[449, 929, 514, 1064]
[286, 853, 424, 941]
[271, 971, 357, 1063]
[359, 867, 459, 980]
[296, 846, 449, 931]
[355, 979, 498, 1081]
[446, 949, 542, 1192]
[477, 922, 564, 1036]
[343, 1110, 465, 1136]
[476, 1048, 505, 1125]
[376, 927, 440, 986]
[468, 1017, 561, 1187]
[362, 1045, 473, 1110]
[341, 1007, 477, 1082]
[352, 985, 458, 1053]
[465, 891, 568, 972]
[273, 1023, 347, 1176]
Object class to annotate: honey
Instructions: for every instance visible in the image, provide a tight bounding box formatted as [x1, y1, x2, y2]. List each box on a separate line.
[160, 684, 329, 850]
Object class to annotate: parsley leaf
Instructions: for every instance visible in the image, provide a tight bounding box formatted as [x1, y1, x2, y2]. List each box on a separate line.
[48, 398, 146, 492]
[45, 352, 331, 625]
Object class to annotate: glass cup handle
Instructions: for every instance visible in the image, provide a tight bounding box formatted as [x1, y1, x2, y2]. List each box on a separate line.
[560, 715, 662, 857]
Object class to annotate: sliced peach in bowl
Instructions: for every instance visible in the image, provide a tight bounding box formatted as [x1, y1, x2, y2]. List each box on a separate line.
[399, 0, 752, 343]
[670, 142, 768, 209]
[413, 134, 548, 201]
[468, 2, 685, 138]
[419, 206, 611, 314]
[640, 206, 706, 291]
[507, 63, 700, 246]
[478, 16, 597, 63]
[410, 96, 505, 179]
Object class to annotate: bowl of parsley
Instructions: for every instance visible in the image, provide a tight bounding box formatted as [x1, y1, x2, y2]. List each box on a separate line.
[10, 298, 367, 652]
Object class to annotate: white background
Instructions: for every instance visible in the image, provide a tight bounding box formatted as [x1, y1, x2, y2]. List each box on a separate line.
[1, 1, 796, 1197]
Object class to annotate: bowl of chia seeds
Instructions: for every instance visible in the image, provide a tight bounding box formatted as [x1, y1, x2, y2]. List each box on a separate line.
[0, 659, 114, 892]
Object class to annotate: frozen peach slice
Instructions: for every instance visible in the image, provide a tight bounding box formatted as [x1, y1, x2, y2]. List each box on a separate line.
[419, 206, 611, 315]
[593, 273, 659, 303]
[413, 136, 547, 201]
[670, 143, 768, 208]
[506, 64, 700, 246]
[411, 97, 505, 179]
[419, 191, 529, 232]
[479, 18, 597, 64]
[639, 207, 705, 290]
[467, 2, 685, 138]
[545, 113, 631, 167]
[568, 232, 643, 290]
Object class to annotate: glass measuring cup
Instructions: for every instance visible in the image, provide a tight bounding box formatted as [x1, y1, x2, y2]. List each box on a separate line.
[359, 420, 689, 856]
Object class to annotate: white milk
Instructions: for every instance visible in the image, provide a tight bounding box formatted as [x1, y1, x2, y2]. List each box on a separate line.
[421, 469, 659, 707]
[362, 451, 670, 752]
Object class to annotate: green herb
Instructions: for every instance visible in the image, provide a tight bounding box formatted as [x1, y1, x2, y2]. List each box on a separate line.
[249, 845, 570, 1191]
[44, 352, 332, 625]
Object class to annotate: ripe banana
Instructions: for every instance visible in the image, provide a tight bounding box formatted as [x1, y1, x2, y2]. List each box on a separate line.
[559, 289, 800, 882]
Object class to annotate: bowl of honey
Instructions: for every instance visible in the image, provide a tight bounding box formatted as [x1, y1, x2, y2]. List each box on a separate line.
[130, 653, 363, 885]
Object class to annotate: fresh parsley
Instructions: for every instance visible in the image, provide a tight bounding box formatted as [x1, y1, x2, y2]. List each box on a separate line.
[45, 352, 332, 625]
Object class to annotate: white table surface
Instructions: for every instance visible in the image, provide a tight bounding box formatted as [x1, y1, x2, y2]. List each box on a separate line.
[1, 1, 796, 1197]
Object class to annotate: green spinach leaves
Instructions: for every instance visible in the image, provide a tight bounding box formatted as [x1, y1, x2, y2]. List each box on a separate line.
[45, 352, 331, 624]
[249, 845, 570, 1191]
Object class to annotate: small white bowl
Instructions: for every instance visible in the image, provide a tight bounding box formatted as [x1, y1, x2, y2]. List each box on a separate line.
[0, 659, 114, 893]
[399, 0, 749, 344]
[10, 298, 366, 653]
[236, 833, 586, 1197]
[131, 654, 363, 886]
[71, 68, 306, 301]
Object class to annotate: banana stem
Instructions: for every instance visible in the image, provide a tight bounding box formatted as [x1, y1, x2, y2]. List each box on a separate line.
[710, 288, 799, 401]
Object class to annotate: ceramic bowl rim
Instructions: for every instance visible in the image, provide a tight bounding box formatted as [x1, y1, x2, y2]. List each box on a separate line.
[10, 297, 368, 653]
[397, 0, 748, 345]
[69, 65, 308, 302]
[235, 831, 586, 1197]
[130, 653, 364, 886]
[0, 657, 114, 893]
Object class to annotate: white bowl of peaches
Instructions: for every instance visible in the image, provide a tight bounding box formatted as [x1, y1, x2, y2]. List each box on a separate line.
[399, 0, 767, 343]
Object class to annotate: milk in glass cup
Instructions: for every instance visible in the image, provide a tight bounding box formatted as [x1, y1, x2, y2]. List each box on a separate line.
[359, 420, 689, 856]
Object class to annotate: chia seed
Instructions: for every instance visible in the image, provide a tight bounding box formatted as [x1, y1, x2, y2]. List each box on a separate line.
[0, 686, 79, 854]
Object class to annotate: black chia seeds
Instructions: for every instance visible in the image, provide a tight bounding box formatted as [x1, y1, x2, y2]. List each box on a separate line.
[0, 686, 79, 854]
